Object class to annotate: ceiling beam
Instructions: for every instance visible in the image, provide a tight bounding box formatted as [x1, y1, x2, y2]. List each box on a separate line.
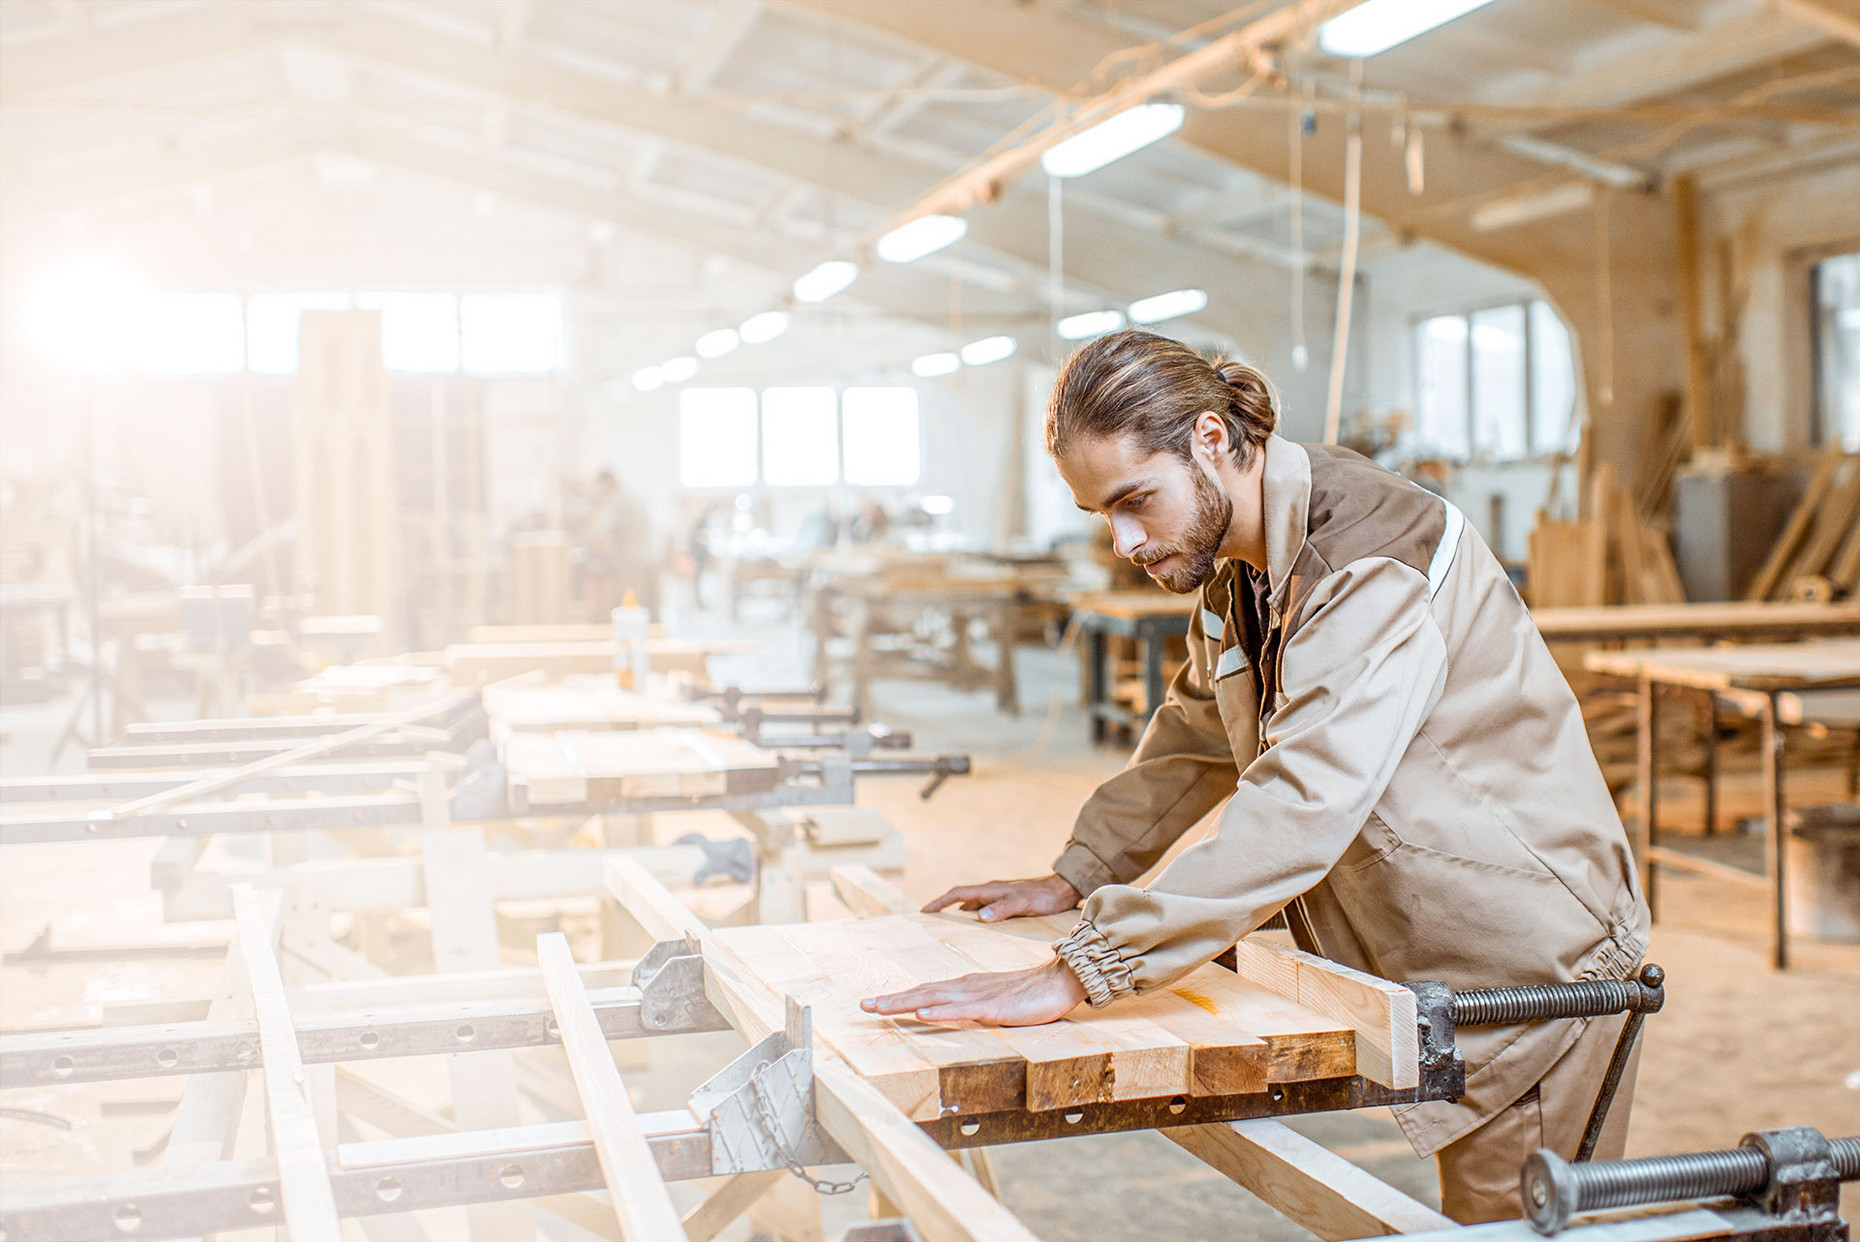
[779, 0, 1698, 476]
[0, 120, 1041, 353]
[0, 1, 1324, 361]
[1769, 0, 1860, 50]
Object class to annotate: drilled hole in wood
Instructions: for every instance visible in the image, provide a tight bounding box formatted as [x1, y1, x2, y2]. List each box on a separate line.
[958, 1120, 980, 1137]
[359, 1031, 380, 1051]
[51, 1056, 74, 1078]
[1063, 1109, 1083, 1125]
[1167, 1096, 1187, 1115]
[156, 1048, 178, 1068]
[498, 1164, 525, 1189]
[376, 1177, 402, 1203]
[113, 1204, 142, 1233]
[249, 1187, 276, 1215]
[454, 1024, 475, 1043]
[545, 1019, 559, 1039]
[1270, 1087, 1285, 1103]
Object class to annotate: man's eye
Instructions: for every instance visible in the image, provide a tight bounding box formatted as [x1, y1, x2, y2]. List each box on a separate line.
[1123, 496, 1146, 511]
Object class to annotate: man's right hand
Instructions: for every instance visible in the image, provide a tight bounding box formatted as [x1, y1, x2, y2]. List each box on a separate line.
[921, 873, 1082, 922]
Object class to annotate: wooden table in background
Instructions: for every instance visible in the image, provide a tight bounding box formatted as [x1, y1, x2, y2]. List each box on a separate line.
[1583, 639, 1860, 968]
[1533, 600, 1860, 645]
[1070, 591, 1194, 743]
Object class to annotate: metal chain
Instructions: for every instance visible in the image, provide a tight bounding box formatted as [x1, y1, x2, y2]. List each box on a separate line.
[748, 1067, 867, 1196]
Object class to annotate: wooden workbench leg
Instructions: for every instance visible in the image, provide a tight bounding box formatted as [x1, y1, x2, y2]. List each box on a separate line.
[1703, 691, 1719, 836]
[1087, 628, 1108, 744]
[1635, 671, 1659, 919]
[1763, 692, 1790, 971]
[994, 601, 1019, 716]
[1142, 625, 1166, 727]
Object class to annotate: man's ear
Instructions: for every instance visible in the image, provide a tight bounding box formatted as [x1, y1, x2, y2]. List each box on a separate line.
[1193, 410, 1230, 465]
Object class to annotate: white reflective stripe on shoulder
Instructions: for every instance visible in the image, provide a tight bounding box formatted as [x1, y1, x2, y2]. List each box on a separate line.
[1201, 608, 1224, 641]
[1427, 500, 1466, 599]
[1214, 645, 1248, 679]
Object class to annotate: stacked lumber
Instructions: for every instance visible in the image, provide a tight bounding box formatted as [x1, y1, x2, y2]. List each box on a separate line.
[711, 909, 1418, 1121]
[1744, 450, 1860, 603]
[1528, 462, 1685, 608]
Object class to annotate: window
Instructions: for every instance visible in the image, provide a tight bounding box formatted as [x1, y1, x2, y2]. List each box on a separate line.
[762, 387, 838, 486]
[246, 293, 351, 374]
[354, 293, 460, 373]
[841, 387, 920, 486]
[141, 294, 246, 375]
[1814, 251, 1860, 451]
[1414, 299, 1576, 460]
[462, 293, 563, 375]
[679, 388, 759, 488]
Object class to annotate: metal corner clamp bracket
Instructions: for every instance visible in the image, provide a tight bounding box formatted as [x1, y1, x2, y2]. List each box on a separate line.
[688, 995, 857, 1192]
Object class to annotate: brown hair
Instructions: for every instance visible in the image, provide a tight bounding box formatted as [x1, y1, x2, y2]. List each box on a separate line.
[1045, 329, 1277, 469]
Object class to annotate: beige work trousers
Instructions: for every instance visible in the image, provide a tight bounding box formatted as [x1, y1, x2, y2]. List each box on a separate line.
[1436, 1011, 1644, 1224]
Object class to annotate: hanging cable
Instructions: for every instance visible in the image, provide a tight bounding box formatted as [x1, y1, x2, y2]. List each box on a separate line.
[1323, 60, 1364, 445]
[1049, 172, 1065, 351]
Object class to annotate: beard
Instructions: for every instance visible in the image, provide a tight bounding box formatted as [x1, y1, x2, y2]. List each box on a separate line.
[1136, 463, 1232, 594]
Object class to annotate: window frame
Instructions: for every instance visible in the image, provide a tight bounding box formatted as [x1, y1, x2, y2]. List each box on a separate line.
[1411, 296, 1574, 463]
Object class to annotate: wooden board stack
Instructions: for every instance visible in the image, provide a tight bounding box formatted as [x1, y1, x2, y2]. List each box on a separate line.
[503, 728, 780, 804]
[710, 908, 1419, 1122]
[484, 677, 721, 735]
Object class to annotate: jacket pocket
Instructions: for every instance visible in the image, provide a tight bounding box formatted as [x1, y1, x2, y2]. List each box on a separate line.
[1337, 811, 1401, 873]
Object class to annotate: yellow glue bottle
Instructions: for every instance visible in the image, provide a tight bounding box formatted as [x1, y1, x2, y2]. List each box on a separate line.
[612, 592, 650, 690]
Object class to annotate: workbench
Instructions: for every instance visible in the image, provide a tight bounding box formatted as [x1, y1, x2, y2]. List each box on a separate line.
[806, 552, 1068, 717]
[1069, 591, 1194, 743]
[1532, 600, 1860, 645]
[1583, 638, 1860, 968]
[18, 859, 1840, 1242]
[446, 636, 764, 685]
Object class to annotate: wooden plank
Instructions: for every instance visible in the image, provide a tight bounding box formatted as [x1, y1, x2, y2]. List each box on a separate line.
[1787, 456, 1860, 589]
[829, 865, 915, 916]
[1168, 1119, 1453, 1240]
[485, 678, 721, 734]
[230, 885, 342, 1240]
[1230, 939, 1419, 1089]
[1747, 451, 1841, 601]
[909, 915, 1200, 1110]
[536, 932, 689, 1242]
[504, 728, 780, 804]
[606, 860, 1040, 1242]
[1531, 600, 1860, 643]
[1584, 639, 1860, 693]
[682, 1171, 786, 1242]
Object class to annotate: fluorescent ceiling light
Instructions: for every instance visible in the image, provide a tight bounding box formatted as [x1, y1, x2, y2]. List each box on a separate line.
[1318, 0, 1501, 57]
[1057, 309, 1126, 340]
[631, 365, 665, 392]
[1041, 103, 1185, 178]
[1470, 182, 1594, 231]
[739, 310, 790, 343]
[1129, 288, 1207, 324]
[661, 355, 699, 384]
[793, 260, 859, 304]
[695, 328, 739, 358]
[877, 214, 968, 264]
[911, 352, 961, 378]
[959, 335, 1017, 366]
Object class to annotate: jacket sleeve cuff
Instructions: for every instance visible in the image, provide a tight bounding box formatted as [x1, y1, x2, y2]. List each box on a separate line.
[1051, 918, 1137, 1008]
[1052, 841, 1118, 899]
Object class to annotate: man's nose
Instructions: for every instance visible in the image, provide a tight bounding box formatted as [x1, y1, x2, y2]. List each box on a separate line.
[1109, 513, 1145, 560]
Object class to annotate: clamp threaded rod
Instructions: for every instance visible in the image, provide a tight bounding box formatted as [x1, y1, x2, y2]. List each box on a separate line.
[1524, 1133, 1860, 1234]
[1454, 964, 1665, 1027]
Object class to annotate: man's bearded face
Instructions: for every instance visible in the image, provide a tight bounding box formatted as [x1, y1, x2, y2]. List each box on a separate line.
[1055, 433, 1233, 595]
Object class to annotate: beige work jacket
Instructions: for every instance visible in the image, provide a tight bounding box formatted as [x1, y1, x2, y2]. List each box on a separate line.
[1050, 435, 1649, 1156]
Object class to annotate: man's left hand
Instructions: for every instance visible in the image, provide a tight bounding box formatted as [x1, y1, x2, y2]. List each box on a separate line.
[860, 959, 1087, 1026]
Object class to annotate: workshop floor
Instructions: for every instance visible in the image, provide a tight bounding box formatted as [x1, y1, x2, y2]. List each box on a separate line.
[2, 609, 1857, 1240]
